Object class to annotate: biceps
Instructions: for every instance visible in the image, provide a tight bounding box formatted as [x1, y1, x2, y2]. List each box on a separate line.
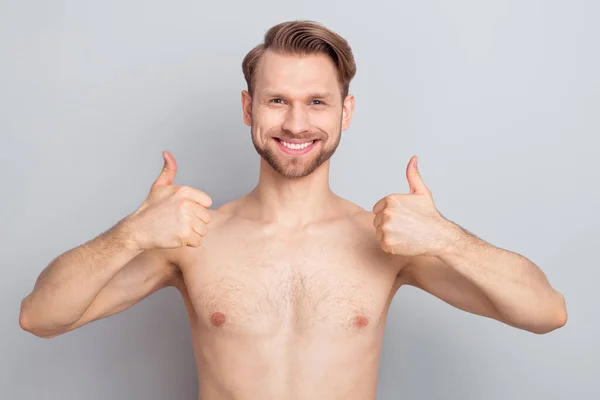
[64, 250, 179, 332]
[403, 256, 503, 321]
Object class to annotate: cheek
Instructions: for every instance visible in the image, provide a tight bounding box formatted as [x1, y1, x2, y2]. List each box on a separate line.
[314, 111, 342, 131]
[254, 108, 284, 131]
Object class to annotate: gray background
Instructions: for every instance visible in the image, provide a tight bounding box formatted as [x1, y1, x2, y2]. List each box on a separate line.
[1, 0, 597, 399]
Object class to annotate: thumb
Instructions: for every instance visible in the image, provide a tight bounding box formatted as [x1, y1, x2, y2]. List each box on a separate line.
[406, 155, 429, 195]
[152, 150, 177, 188]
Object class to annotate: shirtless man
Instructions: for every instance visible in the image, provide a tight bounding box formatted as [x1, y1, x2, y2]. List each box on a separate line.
[19, 20, 567, 400]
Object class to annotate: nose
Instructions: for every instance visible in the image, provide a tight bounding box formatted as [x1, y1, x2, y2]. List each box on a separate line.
[281, 104, 310, 135]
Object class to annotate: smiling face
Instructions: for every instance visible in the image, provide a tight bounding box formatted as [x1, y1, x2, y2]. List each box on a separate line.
[242, 50, 355, 179]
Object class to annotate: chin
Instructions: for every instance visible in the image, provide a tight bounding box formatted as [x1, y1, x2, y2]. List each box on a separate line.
[251, 132, 339, 179]
[267, 158, 320, 179]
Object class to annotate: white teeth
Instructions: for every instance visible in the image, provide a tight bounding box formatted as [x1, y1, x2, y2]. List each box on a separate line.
[281, 140, 314, 150]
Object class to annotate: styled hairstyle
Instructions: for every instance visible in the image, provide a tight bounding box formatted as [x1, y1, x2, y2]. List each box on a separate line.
[242, 20, 357, 100]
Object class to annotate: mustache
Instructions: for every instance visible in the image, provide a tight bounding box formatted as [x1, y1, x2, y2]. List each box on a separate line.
[273, 135, 322, 141]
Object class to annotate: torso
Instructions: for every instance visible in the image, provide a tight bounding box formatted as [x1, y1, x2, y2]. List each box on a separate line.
[170, 199, 409, 400]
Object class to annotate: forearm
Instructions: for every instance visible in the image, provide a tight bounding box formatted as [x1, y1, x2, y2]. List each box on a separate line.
[20, 216, 143, 334]
[437, 222, 567, 333]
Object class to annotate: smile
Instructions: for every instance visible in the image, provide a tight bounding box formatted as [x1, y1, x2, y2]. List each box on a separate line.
[273, 138, 320, 155]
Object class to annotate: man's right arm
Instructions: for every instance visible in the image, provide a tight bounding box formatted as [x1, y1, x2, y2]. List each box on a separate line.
[19, 150, 211, 338]
[18, 216, 180, 338]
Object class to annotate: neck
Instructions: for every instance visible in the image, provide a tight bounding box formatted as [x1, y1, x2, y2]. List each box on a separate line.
[241, 158, 342, 228]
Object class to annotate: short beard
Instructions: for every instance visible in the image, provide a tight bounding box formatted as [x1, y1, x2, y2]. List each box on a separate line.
[251, 123, 342, 179]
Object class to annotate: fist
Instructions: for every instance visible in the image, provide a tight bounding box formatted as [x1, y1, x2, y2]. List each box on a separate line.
[372, 156, 452, 257]
[127, 150, 213, 250]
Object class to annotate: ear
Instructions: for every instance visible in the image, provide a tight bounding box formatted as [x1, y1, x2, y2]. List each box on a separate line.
[241, 90, 252, 127]
[341, 94, 355, 131]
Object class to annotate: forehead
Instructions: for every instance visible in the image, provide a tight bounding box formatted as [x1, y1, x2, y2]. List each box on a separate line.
[254, 50, 341, 98]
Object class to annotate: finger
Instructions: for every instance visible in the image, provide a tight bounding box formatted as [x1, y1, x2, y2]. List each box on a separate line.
[191, 205, 212, 225]
[152, 150, 178, 188]
[191, 219, 208, 237]
[406, 155, 430, 195]
[180, 187, 213, 209]
[372, 197, 388, 214]
[375, 226, 384, 242]
[372, 211, 385, 230]
[185, 231, 203, 247]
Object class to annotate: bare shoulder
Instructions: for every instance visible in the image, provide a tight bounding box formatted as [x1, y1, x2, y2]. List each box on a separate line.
[346, 206, 375, 233]
[206, 207, 233, 227]
[350, 208, 375, 226]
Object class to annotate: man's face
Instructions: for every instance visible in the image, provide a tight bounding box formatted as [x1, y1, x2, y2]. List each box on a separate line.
[242, 50, 354, 179]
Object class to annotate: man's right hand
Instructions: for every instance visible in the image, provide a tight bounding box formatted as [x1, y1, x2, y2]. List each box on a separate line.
[127, 150, 213, 250]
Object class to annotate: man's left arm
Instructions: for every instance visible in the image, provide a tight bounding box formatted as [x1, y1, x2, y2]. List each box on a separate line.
[372, 155, 567, 335]
[400, 222, 567, 334]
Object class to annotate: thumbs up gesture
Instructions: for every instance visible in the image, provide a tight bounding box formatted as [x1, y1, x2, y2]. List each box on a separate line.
[372, 156, 454, 257]
[127, 151, 213, 250]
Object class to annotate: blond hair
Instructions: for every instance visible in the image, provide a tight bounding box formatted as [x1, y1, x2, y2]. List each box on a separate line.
[242, 20, 357, 99]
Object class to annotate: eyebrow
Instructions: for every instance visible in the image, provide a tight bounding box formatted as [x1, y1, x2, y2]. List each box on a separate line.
[261, 90, 334, 99]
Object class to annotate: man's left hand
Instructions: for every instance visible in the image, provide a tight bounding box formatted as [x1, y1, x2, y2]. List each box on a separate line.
[372, 156, 456, 257]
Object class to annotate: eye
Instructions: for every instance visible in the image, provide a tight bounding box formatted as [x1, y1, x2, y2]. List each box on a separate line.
[312, 100, 326, 105]
[270, 98, 285, 104]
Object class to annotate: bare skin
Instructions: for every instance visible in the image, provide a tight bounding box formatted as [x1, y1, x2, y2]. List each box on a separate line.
[19, 47, 566, 400]
[176, 199, 404, 400]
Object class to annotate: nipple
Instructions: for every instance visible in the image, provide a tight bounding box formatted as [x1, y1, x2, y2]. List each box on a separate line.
[210, 312, 226, 327]
[353, 314, 369, 328]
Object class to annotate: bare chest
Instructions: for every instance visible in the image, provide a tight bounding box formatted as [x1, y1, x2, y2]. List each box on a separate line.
[176, 218, 404, 336]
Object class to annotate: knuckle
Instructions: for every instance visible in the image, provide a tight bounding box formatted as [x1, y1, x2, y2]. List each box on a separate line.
[179, 198, 192, 211]
[180, 211, 193, 224]
[176, 185, 192, 197]
[177, 220, 191, 239]
[178, 234, 187, 248]
[381, 222, 393, 233]
[387, 194, 402, 207]
[183, 226, 195, 240]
